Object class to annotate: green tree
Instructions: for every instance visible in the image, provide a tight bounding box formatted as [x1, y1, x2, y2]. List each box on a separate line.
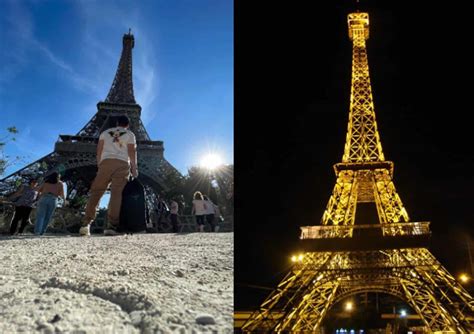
[162, 167, 186, 199]
[0, 127, 19, 176]
[182, 164, 234, 215]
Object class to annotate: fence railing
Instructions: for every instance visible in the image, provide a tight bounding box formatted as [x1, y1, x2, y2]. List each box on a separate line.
[300, 222, 431, 239]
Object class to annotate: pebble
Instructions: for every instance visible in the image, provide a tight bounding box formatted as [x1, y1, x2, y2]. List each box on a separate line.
[113, 269, 130, 276]
[49, 314, 62, 323]
[195, 314, 216, 325]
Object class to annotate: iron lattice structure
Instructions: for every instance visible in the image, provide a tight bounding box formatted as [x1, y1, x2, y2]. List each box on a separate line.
[242, 12, 474, 333]
[0, 32, 182, 229]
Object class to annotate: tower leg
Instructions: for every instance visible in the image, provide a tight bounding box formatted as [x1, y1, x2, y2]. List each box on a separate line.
[278, 280, 339, 332]
[242, 253, 332, 332]
[400, 278, 461, 331]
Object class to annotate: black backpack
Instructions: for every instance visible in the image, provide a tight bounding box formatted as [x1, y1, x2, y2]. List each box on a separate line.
[119, 178, 148, 233]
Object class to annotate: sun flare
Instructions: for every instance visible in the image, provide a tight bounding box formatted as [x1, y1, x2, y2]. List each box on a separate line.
[200, 153, 223, 170]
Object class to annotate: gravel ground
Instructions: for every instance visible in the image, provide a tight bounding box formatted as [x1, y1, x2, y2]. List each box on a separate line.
[0, 232, 233, 333]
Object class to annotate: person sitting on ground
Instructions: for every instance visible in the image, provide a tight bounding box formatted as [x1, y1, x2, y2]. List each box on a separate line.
[8, 178, 38, 235]
[34, 172, 66, 235]
[79, 115, 138, 236]
[192, 191, 207, 232]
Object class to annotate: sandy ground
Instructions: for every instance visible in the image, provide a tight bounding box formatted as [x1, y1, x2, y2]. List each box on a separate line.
[0, 232, 233, 333]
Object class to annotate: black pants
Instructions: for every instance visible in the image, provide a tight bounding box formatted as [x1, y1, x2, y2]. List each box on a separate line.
[196, 215, 205, 226]
[170, 214, 179, 233]
[206, 214, 215, 232]
[10, 206, 33, 235]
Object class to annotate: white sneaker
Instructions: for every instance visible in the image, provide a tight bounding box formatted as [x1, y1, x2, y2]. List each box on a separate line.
[79, 225, 90, 236]
[103, 228, 124, 236]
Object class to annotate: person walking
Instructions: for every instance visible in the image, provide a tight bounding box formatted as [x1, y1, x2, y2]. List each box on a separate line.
[8, 179, 38, 235]
[155, 193, 170, 230]
[34, 172, 65, 235]
[203, 194, 217, 232]
[169, 198, 179, 233]
[79, 115, 138, 236]
[177, 194, 186, 215]
[192, 191, 207, 232]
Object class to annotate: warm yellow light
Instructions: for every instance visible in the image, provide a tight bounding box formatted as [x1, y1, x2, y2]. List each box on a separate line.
[459, 273, 470, 283]
[345, 301, 354, 311]
[200, 153, 222, 170]
[298, 254, 304, 261]
[291, 255, 297, 262]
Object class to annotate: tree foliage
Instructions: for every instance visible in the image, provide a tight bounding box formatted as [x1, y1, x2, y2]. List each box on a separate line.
[181, 164, 234, 215]
[0, 127, 19, 176]
[161, 168, 186, 199]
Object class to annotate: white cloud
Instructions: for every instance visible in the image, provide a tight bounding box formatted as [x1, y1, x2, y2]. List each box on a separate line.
[33, 40, 102, 94]
[0, 0, 101, 96]
[134, 31, 158, 123]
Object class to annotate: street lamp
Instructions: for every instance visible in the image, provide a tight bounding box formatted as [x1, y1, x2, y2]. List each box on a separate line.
[345, 301, 354, 312]
[291, 253, 305, 263]
[459, 273, 470, 284]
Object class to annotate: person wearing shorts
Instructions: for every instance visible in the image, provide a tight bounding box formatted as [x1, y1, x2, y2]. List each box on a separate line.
[192, 191, 207, 232]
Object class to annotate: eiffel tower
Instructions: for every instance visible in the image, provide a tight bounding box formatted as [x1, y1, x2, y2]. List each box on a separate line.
[241, 12, 474, 333]
[0, 31, 182, 222]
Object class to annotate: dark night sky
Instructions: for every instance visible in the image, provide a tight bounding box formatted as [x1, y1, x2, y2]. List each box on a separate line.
[235, 2, 474, 310]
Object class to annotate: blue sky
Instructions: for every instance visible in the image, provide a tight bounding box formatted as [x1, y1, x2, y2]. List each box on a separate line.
[0, 0, 233, 176]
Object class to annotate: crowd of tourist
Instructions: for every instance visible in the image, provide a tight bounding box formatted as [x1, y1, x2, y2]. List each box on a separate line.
[2, 177, 223, 236]
[154, 191, 222, 233]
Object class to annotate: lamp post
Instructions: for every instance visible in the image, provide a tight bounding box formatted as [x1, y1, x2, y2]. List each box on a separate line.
[399, 309, 408, 331]
[345, 301, 354, 312]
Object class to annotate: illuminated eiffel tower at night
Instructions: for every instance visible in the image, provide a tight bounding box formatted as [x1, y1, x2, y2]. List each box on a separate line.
[242, 12, 474, 332]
